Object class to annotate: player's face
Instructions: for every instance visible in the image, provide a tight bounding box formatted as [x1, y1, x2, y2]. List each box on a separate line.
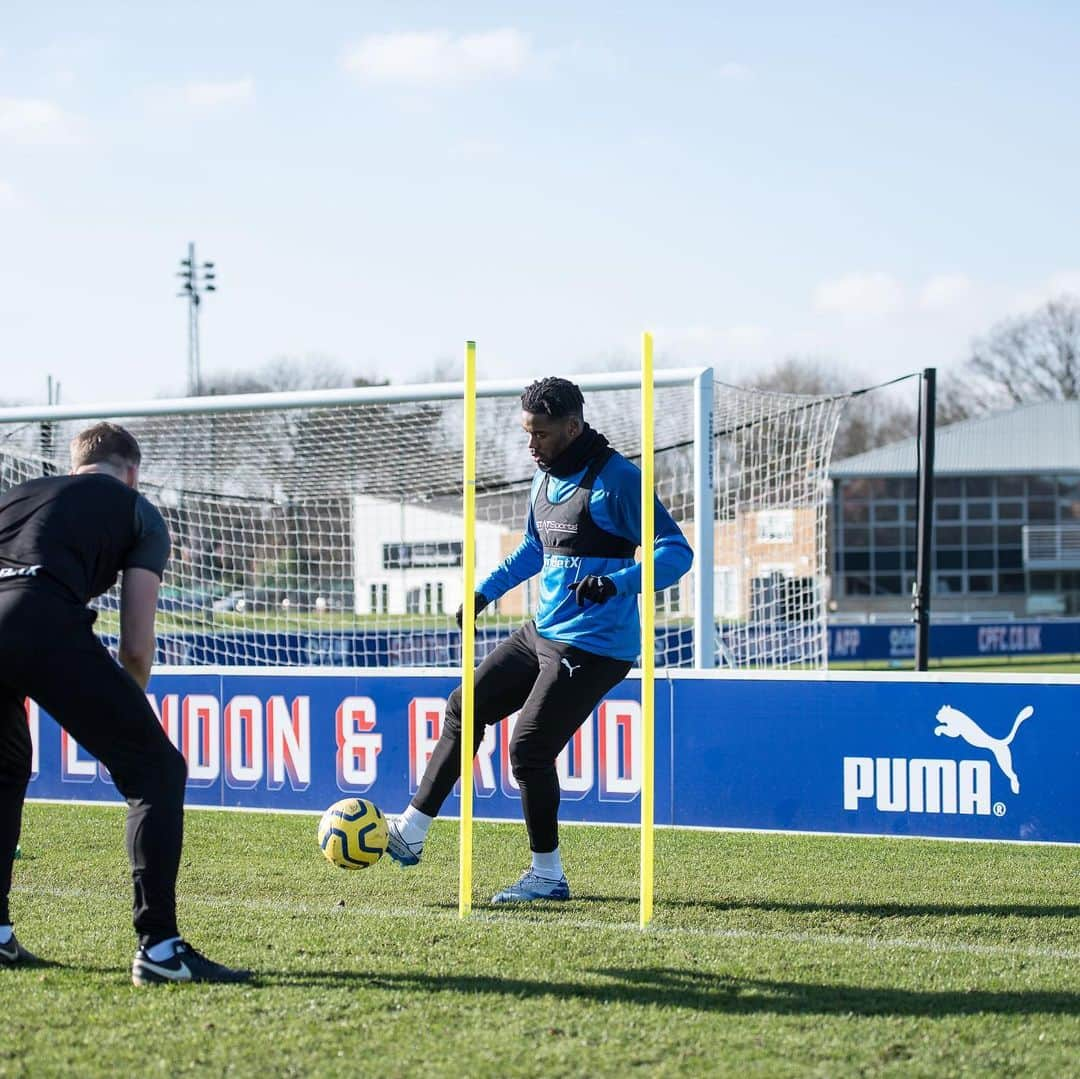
[522, 411, 581, 471]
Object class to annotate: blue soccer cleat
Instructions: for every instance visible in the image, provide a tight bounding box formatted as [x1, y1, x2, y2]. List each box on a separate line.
[490, 870, 570, 905]
[385, 819, 424, 868]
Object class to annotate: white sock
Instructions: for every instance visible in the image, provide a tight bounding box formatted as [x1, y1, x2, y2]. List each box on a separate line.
[398, 805, 433, 846]
[145, 935, 182, 961]
[531, 848, 563, 880]
[0, 924, 12, 945]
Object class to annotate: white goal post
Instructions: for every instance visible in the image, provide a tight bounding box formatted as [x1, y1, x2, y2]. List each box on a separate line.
[0, 368, 844, 670]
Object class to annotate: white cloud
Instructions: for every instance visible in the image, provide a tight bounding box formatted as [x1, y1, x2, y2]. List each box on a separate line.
[452, 138, 503, 160]
[0, 181, 18, 208]
[814, 272, 904, 318]
[343, 29, 531, 86]
[544, 40, 620, 78]
[717, 61, 751, 81]
[0, 97, 84, 145]
[184, 79, 255, 107]
[656, 324, 770, 350]
[1009, 269, 1080, 314]
[919, 272, 973, 311]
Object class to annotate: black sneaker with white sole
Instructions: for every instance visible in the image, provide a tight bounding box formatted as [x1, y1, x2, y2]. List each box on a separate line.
[132, 940, 252, 986]
[0, 933, 39, 966]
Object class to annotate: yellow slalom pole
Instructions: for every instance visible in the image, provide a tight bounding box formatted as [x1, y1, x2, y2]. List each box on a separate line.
[640, 331, 656, 928]
[459, 340, 477, 918]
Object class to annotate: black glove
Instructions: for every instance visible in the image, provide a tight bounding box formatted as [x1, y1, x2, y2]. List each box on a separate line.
[567, 575, 617, 607]
[455, 592, 489, 629]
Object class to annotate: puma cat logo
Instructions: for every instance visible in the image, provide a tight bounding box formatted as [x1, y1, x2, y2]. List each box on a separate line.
[934, 704, 1034, 795]
[560, 657, 581, 678]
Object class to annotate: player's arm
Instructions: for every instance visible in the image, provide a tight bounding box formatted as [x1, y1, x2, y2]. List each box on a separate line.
[472, 495, 545, 605]
[119, 568, 161, 689]
[118, 494, 172, 689]
[600, 478, 693, 596]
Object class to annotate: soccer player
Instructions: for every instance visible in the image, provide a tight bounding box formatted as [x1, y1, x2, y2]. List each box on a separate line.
[0, 423, 250, 983]
[387, 377, 693, 902]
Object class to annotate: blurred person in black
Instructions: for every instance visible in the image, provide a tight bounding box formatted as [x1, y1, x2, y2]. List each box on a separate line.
[0, 422, 249, 984]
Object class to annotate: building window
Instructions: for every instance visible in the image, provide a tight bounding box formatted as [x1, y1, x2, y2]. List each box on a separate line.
[657, 582, 681, 615]
[369, 582, 389, 614]
[714, 568, 739, 617]
[874, 575, 902, 595]
[844, 575, 872, 595]
[382, 541, 463, 570]
[757, 510, 794, 544]
[999, 573, 1026, 593]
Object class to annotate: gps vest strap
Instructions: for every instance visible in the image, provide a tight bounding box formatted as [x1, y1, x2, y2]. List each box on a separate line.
[532, 447, 636, 559]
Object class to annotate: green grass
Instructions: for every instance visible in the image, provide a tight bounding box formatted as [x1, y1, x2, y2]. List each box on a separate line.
[5, 805, 1078, 1078]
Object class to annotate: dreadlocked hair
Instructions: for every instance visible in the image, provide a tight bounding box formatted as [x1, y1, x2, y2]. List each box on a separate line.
[520, 377, 585, 419]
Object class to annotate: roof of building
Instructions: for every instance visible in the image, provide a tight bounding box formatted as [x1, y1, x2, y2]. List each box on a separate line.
[831, 399, 1080, 477]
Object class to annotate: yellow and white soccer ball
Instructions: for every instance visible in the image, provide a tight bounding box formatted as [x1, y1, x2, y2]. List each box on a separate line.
[317, 797, 388, 870]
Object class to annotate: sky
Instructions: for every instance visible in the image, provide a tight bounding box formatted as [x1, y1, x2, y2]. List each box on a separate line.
[2, 1, 1079, 405]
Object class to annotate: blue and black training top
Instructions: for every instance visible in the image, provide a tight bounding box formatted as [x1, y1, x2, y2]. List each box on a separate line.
[478, 447, 693, 662]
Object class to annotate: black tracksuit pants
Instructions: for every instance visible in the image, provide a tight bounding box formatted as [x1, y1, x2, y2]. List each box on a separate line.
[412, 621, 632, 853]
[0, 588, 186, 945]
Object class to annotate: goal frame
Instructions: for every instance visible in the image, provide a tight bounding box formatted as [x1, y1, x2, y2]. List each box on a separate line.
[0, 366, 718, 668]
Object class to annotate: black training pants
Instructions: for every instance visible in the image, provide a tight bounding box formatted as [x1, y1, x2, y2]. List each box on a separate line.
[0, 589, 187, 944]
[412, 621, 632, 853]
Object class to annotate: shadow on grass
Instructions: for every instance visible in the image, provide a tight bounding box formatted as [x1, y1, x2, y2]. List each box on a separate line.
[660, 898, 1080, 920]
[264, 965, 1080, 1017]
[428, 893, 632, 913]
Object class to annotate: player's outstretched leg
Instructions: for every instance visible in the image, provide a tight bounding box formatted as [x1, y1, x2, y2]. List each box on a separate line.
[490, 640, 631, 905]
[389, 629, 538, 869]
[22, 640, 252, 986]
[386, 806, 431, 868]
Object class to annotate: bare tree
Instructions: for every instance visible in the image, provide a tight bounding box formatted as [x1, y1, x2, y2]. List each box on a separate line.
[934, 370, 977, 426]
[199, 355, 383, 395]
[748, 356, 917, 459]
[967, 295, 1080, 409]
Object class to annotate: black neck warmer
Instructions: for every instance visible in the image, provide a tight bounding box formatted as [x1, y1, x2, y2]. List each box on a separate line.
[545, 424, 610, 478]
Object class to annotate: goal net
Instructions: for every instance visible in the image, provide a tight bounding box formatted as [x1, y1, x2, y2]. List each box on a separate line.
[0, 372, 843, 670]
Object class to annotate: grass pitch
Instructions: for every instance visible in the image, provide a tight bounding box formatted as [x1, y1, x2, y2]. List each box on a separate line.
[5, 805, 1078, 1078]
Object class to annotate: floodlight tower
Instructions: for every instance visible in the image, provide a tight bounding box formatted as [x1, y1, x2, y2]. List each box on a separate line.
[177, 242, 217, 396]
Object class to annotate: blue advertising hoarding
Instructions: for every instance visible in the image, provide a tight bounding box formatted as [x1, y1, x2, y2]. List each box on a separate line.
[670, 673, 1078, 843]
[26, 670, 661, 830]
[828, 620, 1080, 663]
[26, 669, 1079, 844]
